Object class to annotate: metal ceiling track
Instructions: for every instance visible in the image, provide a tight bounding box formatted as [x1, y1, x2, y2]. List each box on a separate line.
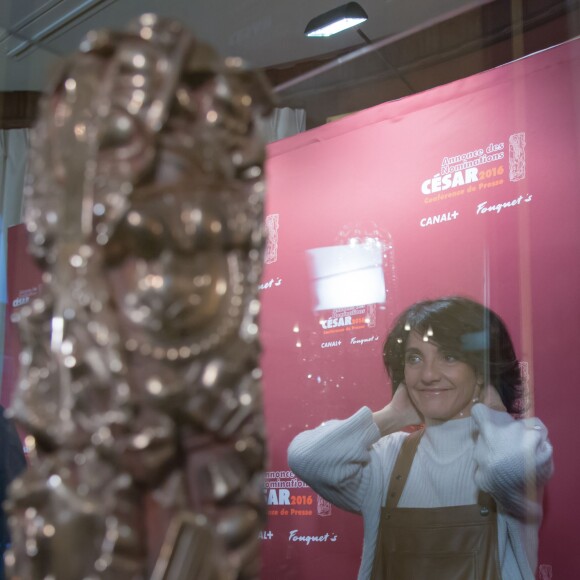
[7, 0, 118, 58]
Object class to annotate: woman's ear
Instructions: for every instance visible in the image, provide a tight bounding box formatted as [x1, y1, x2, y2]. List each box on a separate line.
[476, 372, 487, 393]
[480, 384, 507, 412]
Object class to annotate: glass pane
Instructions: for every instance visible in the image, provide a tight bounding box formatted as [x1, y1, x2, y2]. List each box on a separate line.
[1, 1, 578, 580]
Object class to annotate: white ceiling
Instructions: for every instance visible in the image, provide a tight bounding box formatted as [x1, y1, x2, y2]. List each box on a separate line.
[0, 0, 490, 92]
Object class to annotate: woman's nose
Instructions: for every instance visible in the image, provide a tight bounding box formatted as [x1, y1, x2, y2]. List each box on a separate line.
[421, 358, 441, 383]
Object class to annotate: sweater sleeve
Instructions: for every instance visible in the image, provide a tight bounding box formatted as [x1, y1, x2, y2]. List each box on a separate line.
[287, 407, 385, 514]
[471, 403, 554, 520]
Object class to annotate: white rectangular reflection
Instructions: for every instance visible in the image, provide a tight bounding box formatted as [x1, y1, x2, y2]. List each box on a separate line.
[306, 244, 386, 311]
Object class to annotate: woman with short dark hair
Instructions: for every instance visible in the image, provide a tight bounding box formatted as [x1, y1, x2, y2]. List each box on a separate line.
[383, 296, 524, 416]
[288, 296, 553, 580]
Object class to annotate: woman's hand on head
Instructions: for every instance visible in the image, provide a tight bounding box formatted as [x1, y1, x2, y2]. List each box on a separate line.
[390, 384, 423, 424]
[480, 384, 507, 413]
[372, 384, 423, 436]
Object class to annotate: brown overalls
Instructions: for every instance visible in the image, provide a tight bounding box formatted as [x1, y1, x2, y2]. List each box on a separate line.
[370, 430, 502, 580]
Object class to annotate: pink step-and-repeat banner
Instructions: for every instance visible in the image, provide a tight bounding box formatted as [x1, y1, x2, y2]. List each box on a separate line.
[260, 39, 579, 580]
[4, 39, 579, 580]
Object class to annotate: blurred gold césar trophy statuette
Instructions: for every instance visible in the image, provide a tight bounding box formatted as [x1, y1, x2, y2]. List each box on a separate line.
[6, 13, 273, 580]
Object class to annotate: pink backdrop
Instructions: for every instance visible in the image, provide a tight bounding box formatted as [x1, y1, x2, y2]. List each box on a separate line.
[260, 39, 579, 580]
[3, 38, 579, 580]
[2, 224, 42, 409]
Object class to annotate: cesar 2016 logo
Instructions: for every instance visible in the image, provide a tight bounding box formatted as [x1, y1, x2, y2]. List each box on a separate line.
[420, 133, 526, 197]
[421, 144, 504, 196]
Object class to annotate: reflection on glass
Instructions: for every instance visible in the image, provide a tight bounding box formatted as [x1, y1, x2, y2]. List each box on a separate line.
[307, 243, 386, 311]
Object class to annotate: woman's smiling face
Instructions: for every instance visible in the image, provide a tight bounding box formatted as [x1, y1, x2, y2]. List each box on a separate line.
[404, 331, 481, 425]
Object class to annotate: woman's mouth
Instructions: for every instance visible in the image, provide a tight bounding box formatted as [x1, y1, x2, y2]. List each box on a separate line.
[418, 388, 452, 396]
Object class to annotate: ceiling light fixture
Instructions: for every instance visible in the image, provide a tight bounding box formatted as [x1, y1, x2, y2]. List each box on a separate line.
[305, 2, 369, 38]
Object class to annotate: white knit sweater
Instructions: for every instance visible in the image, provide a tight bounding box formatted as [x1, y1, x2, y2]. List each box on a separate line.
[288, 404, 553, 580]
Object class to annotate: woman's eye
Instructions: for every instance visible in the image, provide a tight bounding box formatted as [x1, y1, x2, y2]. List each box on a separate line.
[405, 354, 421, 364]
[443, 353, 458, 363]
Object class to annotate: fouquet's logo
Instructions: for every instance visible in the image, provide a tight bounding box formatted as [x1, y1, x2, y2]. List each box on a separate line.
[288, 530, 338, 545]
[476, 194, 532, 216]
[350, 335, 379, 345]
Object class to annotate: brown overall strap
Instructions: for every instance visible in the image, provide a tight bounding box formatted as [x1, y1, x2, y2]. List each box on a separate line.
[385, 429, 424, 510]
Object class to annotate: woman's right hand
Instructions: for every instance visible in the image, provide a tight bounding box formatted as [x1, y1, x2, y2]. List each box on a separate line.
[372, 384, 423, 436]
